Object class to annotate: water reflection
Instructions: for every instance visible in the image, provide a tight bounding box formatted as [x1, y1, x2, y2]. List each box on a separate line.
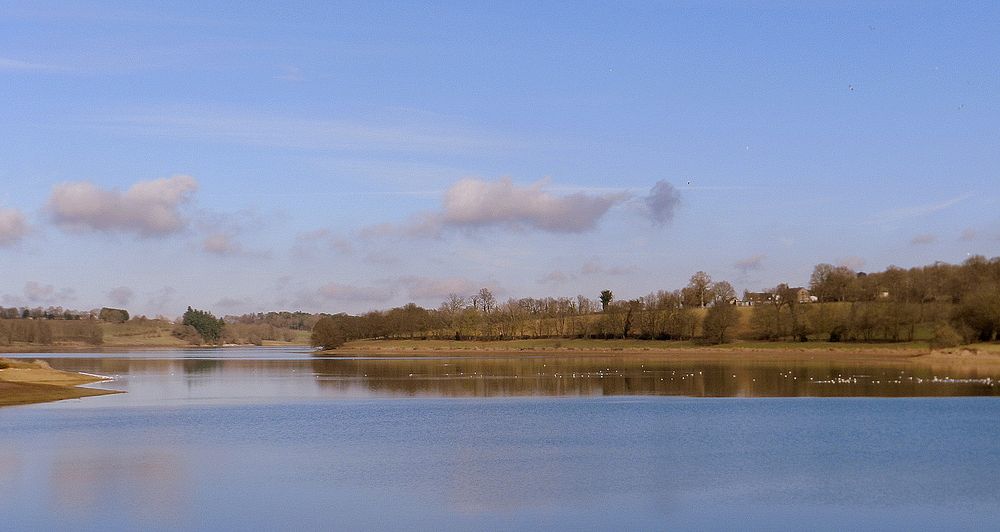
[31, 351, 1000, 399]
[50, 448, 188, 526]
[309, 357, 999, 397]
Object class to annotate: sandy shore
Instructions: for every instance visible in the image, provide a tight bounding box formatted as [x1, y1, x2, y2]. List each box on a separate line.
[0, 359, 121, 407]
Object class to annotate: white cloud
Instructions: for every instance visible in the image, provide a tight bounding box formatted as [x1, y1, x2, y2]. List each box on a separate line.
[48, 175, 198, 236]
[107, 286, 134, 306]
[0, 207, 29, 246]
[364, 177, 628, 238]
[642, 180, 681, 225]
[440, 177, 625, 233]
[911, 234, 937, 246]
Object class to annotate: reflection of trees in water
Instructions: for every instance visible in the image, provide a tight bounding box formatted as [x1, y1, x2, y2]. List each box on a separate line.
[309, 357, 1000, 398]
[183, 359, 224, 374]
[35, 355, 1000, 398]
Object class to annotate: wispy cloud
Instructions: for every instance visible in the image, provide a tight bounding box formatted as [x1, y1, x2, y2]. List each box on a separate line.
[196, 209, 269, 258]
[0, 56, 64, 72]
[294, 275, 492, 311]
[837, 256, 866, 270]
[107, 286, 134, 306]
[397, 276, 481, 301]
[291, 228, 353, 258]
[2, 282, 76, 307]
[214, 297, 255, 311]
[316, 282, 396, 304]
[202, 233, 248, 256]
[866, 195, 970, 225]
[93, 106, 513, 154]
[910, 234, 937, 246]
[145, 287, 177, 314]
[581, 259, 637, 276]
[275, 65, 304, 82]
[538, 270, 570, 285]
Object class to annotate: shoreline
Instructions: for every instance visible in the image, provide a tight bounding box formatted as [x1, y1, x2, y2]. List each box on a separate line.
[325, 339, 1000, 368]
[5, 339, 999, 372]
[0, 358, 121, 408]
[0, 340, 309, 353]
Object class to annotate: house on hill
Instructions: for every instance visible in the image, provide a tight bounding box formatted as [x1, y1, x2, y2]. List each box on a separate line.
[738, 291, 775, 306]
[738, 287, 814, 306]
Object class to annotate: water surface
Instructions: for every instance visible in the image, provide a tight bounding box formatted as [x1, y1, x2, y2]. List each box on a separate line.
[2, 348, 998, 531]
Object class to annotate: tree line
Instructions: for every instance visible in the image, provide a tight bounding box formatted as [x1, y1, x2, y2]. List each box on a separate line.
[312, 256, 1000, 349]
[750, 256, 1000, 346]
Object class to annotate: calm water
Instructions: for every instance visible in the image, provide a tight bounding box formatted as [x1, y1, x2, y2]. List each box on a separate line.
[2, 348, 999, 531]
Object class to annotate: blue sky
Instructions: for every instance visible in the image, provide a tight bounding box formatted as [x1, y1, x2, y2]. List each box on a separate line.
[1, 1, 998, 317]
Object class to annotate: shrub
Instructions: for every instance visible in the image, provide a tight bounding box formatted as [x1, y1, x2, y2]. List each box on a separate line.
[311, 317, 346, 350]
[930, 322, 964, 349]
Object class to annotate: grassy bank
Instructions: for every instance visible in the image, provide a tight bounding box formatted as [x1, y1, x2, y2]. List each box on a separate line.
[0, 358, 120, 407]
[0, 319, 312, 352]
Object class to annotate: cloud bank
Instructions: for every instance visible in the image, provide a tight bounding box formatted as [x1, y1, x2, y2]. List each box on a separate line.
[48, 175, 198, 236]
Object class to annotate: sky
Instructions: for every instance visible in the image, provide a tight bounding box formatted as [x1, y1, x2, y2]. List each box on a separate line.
[1, 1, 999, 317]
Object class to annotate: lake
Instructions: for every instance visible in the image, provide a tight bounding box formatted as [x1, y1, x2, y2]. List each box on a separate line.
[2, 347, 999, 531]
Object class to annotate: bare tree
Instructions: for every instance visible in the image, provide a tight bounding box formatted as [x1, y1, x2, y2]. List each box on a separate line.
[711, 280, 736, 305]
[683, 271, 713, 308]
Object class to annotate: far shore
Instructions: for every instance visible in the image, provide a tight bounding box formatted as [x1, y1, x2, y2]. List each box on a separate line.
[6, 337, 999, 370]
[0, 339, 307, 353]
[0, 358, 121, 408]
[325, 338, 1000, 368]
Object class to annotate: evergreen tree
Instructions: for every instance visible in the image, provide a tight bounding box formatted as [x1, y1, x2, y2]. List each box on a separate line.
[182, 306, 225, 344]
